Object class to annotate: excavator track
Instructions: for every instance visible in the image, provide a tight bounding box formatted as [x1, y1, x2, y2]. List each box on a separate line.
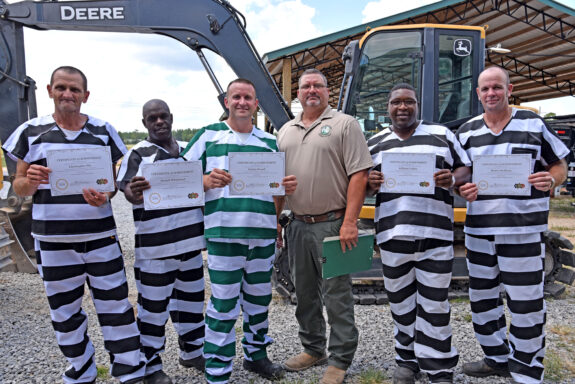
[272, 228, 575, 305]
[0, 189, 36, 273]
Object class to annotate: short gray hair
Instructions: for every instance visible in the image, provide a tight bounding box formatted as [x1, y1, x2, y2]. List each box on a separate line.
[298, 69, 328, 88]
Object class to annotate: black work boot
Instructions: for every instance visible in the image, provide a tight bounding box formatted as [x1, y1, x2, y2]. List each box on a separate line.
[462, 359, 510, 378]
[243, 357, 285, 380]
[143, 370, 172, 384]
[392, 366, 416, 384]
[179, 355, 205, 372]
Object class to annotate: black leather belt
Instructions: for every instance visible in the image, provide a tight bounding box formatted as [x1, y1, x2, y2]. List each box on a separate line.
[293, 208, 346, 224]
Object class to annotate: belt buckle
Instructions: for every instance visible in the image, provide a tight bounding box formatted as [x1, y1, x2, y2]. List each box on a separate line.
[303, 215, 315, 224]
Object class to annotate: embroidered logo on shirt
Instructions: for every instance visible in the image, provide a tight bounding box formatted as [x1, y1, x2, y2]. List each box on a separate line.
[320, 125, 332, 136]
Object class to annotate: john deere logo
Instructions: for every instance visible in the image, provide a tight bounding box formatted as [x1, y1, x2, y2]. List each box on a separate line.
[454, 39, 472, 56]
[320, 125, 332, 136]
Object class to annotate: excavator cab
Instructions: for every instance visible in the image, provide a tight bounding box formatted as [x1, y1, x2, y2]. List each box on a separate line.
[340, 24, 485, 138]
[323, 25, 574, 300]
[333, 25, 486, 292]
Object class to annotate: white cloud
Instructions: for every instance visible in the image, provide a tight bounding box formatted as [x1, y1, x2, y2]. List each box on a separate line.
[524, 97, 575, 117]
[233, 0, 321, 53]
[24, 29, 225, 132]
[17, 0, 322, 132]
[361, 0, 440, 23]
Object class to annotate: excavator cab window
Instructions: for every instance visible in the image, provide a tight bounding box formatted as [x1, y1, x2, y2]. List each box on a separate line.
[347, 30, 423, 139]
[436, 33, 474, 125]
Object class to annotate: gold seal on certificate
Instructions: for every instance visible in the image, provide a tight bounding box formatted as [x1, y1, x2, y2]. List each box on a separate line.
[142, 161, 204, 210]
[148, 192, 162, 205]
[228, 152, 285, 196]
[473, 154, 531, 196]
[380, 152, 435, 194]
[46, 147, 115, 196]
[477, 180, 489, 191]
[473, 153, 531, 196]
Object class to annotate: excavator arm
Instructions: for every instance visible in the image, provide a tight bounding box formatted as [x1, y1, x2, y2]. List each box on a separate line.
[0, 0, 292, 134]
[0, 0, 293, 271]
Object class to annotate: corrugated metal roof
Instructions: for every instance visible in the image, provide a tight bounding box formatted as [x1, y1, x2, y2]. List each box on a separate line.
[264, 0, 575, 106]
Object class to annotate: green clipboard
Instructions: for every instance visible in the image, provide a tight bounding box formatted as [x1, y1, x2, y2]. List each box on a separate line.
[321, 232, 374, 279]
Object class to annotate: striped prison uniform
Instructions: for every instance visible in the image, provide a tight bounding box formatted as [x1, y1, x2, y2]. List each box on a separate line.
[182, 122, 279, 383]
[368, 121, 469, 382]
[117, 140, 206, 376]
[456, 108, 570, 383]
[2, 115, 145, 384]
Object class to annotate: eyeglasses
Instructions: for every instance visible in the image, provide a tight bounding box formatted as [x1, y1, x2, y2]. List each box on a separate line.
[299, 84, 326, 91]
[389, 99, 417, 107]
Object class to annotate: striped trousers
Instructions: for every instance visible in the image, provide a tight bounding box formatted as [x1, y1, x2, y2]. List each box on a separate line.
[466, 233, 546, 384]
[36, 236, 145, 384]
[134, 250, 205, 376]
[204, 237, 275, 384]
[379, 238, 459, 383]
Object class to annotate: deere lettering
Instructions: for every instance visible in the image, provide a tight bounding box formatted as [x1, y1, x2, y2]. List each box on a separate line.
[60, 6, 125, 21]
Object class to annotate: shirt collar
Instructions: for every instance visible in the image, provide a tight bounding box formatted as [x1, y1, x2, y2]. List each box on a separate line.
[292, 106, 334, 128]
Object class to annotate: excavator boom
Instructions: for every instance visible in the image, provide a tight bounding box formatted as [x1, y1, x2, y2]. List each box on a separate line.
[0, 0, 293, 272]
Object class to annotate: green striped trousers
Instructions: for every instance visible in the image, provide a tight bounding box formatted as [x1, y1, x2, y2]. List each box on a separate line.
[204, 237, 275, 383]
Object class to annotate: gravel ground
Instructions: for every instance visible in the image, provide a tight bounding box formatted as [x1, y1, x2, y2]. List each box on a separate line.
[1, 194, 574, 384]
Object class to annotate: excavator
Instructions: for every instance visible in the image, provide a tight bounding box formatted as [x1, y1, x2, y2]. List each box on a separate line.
[0, 0, 293, 272]
[1, 1, 573, 302]
[273, 24, 575, 302]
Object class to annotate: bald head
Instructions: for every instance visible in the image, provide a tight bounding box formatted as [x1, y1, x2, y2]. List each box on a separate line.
[478, 67, 510, 87]
[476, 66, 513, 115]
[142, 99, 173, 145]
[143, 99, 170, 117]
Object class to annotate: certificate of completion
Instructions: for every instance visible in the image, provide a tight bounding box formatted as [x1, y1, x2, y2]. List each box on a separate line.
[380, 152, 435, 194]
[473, 154, 531, 196]
[229, 152, 285, 196]
[46, 147, 115, 196]
[142, 161, 204, 210]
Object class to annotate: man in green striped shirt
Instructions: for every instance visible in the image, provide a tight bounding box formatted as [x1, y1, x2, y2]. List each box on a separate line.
[181, 78, 297, 384]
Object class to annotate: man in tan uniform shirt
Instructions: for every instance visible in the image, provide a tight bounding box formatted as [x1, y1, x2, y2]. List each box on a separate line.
[277, 68, 373, 384]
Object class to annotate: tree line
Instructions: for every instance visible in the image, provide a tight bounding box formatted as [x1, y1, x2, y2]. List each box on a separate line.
[119, 128, 200, 144]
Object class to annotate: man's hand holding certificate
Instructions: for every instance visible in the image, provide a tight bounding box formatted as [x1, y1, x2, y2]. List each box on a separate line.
[229, 152, 285, 196]
[473, 154, 531, 196]
[142, 161, 204, 210]
[46, 147, 115, 196]
[380, 152, 435, 194]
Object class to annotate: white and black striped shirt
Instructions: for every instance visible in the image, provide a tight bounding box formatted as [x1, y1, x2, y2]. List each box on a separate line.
[456, 108, 570, 235]
[2, 114, 126, 242]
[368, 121, 470, 245]
[117, 140, 205, 259]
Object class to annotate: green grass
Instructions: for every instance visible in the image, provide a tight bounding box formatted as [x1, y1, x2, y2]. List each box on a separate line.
[96, 365, 109, 380]
[550, 225, 574, 232]
[549, 197, 575, 217]
[545, 324, 575, 381]
[279, 376, 320, 383]
[544, 350, 567, 382]
[358, 368, 388, 383]
[450, 297, 470, 304]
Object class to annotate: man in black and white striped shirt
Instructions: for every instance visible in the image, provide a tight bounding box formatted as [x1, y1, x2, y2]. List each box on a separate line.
[117, 99, 206, 384]
[456, 67, 569, 384]
[367, 83, 470, 384]
[2, 66, 145, 384]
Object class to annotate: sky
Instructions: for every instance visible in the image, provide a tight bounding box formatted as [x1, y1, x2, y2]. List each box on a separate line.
[6, 0, 575, 132]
